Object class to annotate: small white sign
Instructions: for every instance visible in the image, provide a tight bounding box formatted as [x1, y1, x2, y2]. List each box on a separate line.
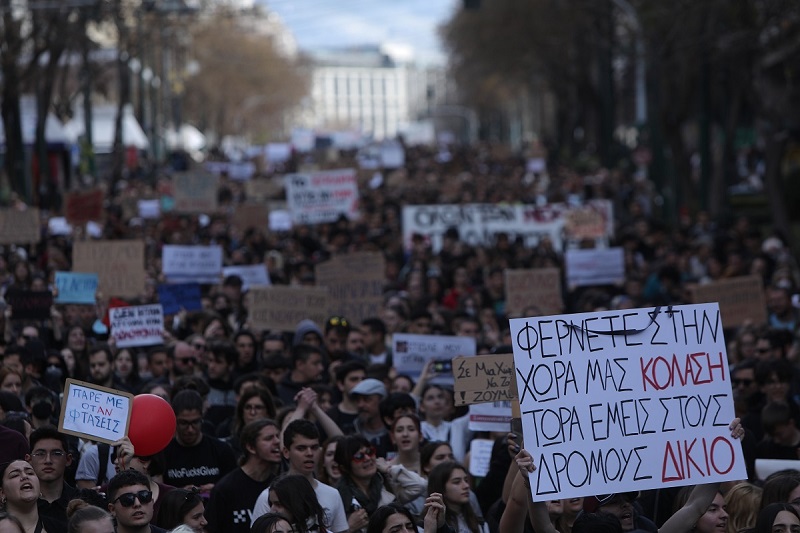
[565, 247, 625, 288]
[138, 199, 161, 219]
[285, 168, 360, 225]
[110, 304, 164, 348]
[392, 333, 476, 382]
[223, 265, 271, 291]
[58, 379, 133, 444]
[162, 245, 223, 284]
[468, 402, 512, 432]
[469, 439, 495, 478]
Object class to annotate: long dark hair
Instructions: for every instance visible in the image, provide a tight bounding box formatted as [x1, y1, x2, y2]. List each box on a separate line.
[760, 470, 800, 511]
[155, 489, 204, 531]
[334, 435, 373, 480]
[251, 513, 291, 533]
[269, 474, 327, 533]
[427, 461, 481, 533]
[754, 503, 800, 533]
[367, 503, 416, 533]
[233, 387, 277, 436]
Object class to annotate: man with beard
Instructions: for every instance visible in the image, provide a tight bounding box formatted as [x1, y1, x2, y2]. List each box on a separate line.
[88, 344, 129, 392]
[205, 419, 282, 533]
[252, 419, 348, 533]
[169, 341, 200, 382]
[107, 469, 166, 533]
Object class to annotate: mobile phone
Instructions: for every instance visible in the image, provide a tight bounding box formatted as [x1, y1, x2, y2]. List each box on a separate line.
[432, 359, 453, 373]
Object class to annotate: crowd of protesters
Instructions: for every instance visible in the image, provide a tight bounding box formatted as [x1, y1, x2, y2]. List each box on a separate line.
[0, 142, 800, 533]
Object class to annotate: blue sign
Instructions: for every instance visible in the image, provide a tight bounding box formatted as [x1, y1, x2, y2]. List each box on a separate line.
[157, 283, 203, 315]
[55, 272, 99, 304]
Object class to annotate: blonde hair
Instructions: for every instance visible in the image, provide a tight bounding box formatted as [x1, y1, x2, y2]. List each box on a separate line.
[724, 482, 762, 533]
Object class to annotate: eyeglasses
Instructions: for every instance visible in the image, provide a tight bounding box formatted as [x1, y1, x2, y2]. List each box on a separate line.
[112, 490, 153, 507]
[177, 419, 203, 428]
[328, 316, 348, 327]
[352, 446, 376, 462]
[31, 450, 66, 460]
[732, 379, 753, 387]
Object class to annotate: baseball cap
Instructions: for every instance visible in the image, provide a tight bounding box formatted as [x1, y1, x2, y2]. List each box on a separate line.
[350, 378, 387, 398]
[584, 492, 640, 513]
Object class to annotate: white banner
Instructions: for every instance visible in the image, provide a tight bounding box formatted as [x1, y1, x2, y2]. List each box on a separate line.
[223, 265, 271, 291]
[162, 245, 223, 284]
[468, 402, 512, 432]
[392, 333, 475, 383]
[285, 168, 360, 225]
[510, 303, 746, 500]
[110, 304, 164, 348]
[565, 247, 625, 288]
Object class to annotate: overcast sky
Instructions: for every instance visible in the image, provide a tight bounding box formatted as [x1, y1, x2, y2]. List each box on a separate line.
[254, 0, 459, 64]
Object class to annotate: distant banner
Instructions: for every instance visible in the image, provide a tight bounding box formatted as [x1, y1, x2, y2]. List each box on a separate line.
[565, 247, 625, 288]
[688, 276, 768, 328]
[157, 283, 203, 315]
[315, 252, 385, 325]
[6, 289, 53, 320]
[72, 241, 146, 299]
[55, 272, 99, 304]
[223, 265, 271, 291]
[285, 168, 359, 224]
[510, 303, 746, 500]
[110, 304, 164, 348]
[173, 172, 218, 213]
[392, 333, 476, 383]
[0, 208, 40, 244]
[162, 245, 223, 284]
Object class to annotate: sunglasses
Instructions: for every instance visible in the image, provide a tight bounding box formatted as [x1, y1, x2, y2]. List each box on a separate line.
[328, 316, 348, 327]
[177, 357, 198, 365]
[113, 490, 153, 508]
[352, 446, 376, 462]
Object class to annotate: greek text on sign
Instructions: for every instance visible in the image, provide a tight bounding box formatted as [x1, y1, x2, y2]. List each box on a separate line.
[285, 168, 360, 224]
[453, 354, 516, 406]
[58, 379, 133, 444]
[110, 304, 164, 348]
[510, 303, 745, 500]
[393, 333, 476, 383]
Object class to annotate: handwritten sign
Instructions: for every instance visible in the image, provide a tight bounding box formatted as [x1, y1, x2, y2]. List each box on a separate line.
[505, 268, 563, 317]
[110, 304, 164, 348]
[565, 247, 625, 288]
[510, 303, 746, 501]
[688, 276, 768, 328]
[157, 283, 202, 315]
[223, 265, 271, 291]
[392, 333, 476, 383]
[55, 272, 99, 304]
[58, 379, 133, 444]
[72, 241, 146, 299]
[0, 208, 40, 244]
[65, 188, 104, 225]
[231, 203, 269, 234]
[285, 168, 360, 224]
[246, 286, 329, 332]
[172, 172, 218, 213]
[469, 439, 495, 477]
[453, 353, 515, 406]
[564, 205, 607, 240]
[5, 288, 53, 320]
[315, 252, 385, 325]
[162, 245, 223, 284]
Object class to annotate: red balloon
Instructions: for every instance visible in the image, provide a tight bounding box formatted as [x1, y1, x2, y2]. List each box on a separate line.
[128, 394, 176, 456]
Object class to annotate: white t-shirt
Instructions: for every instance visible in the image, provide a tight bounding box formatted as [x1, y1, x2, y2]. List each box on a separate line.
[421, 414, 471, 463]
[253, 479, 349, 533]
[75, 443, 116, 485]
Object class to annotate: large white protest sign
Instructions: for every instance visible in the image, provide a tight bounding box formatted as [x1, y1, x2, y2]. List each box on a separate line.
[393, 333, 476, 383]
[162, 245, 223, 284]
[510, 303, 746, 501]
[565, 247, 625, 288]
[285, 168, 359, 225]
[110, 304, 164, 348]
[58, 379, 133, 444]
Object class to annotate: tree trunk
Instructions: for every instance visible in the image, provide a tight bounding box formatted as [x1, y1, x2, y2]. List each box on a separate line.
[1, 71, 28, 203]
[762, 129, 791, 245]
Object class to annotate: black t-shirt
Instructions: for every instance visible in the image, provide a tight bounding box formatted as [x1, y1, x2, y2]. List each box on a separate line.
[205, 467, 275, 533]
[326, 406, 358, 435]
[162, 436, 237, 489]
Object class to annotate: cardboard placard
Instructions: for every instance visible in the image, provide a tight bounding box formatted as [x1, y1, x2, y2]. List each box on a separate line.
[55, 272, 99, 304]
[453, 353, 515, 406]
[510, 303, 746, 500]
[565, 206, 606, 240]
[0, 208, 40, 244]
[65, 188, 104, 225]
[505, 268, 563, 318]
[565, 247, 625, 288]
[231, 203, 269, 233]
[315, 252, 385, 326]
[162, 245, 223, 284]
[72, 241, 146, 299]
[58, 378, 133, 444]
[246, 286, 329, 333]
[245, 178, 284, 201]
[109, 304, 164, 348]
[157, 283, 203, 315]
[392, 333, 476, 382]
[5, 288, 53, 320]
[688, 276, 768, 328]
[172, 172, 218, 213]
